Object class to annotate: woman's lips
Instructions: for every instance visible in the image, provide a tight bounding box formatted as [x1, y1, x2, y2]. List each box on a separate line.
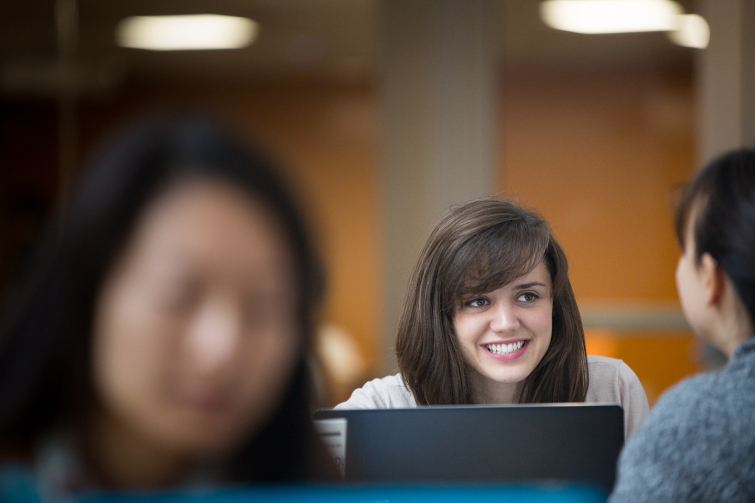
[482, 339, 529, 361]
[183, 395, 232, 414]
[176, 384, 234, 415]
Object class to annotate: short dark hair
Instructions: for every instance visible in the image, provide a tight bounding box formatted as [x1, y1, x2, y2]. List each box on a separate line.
[396, 197, 588, 405]
[0, 113, 332, 481]
[674, 148, 755, 330]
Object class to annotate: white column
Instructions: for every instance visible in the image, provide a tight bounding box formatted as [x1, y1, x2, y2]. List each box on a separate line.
[379, 0, 499, 373]
[696, 0, 755, 165]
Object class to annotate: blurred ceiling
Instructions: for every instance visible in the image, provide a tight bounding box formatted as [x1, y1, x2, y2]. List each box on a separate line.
[0, 0, 697, 94]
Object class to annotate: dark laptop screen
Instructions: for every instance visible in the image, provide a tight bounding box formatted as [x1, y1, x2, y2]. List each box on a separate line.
[314, 404, 623, 490]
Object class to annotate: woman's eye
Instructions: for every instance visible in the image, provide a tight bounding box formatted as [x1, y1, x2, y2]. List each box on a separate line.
[465, 298, 489, 308]
[517, 292, 538, 302]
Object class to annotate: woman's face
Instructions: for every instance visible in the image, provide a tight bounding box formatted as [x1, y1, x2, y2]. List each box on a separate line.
[453, 261, 553, 401]
[92, 178, 300, 458]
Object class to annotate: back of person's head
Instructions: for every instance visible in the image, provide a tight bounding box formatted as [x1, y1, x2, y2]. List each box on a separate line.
[0, 113, 334, 484]
[396, 197, 587, 405]
[674, 148, 755, 330]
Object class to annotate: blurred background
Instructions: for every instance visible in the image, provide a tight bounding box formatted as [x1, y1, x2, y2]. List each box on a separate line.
[1, 0, 751, 406]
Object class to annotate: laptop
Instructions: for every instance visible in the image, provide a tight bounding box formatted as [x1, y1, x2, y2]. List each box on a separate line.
[313, 404, 624, 491]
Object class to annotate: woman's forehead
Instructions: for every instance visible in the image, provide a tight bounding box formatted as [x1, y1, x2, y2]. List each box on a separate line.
[514, 261, 551, 286]
[456, 256, 549, 296]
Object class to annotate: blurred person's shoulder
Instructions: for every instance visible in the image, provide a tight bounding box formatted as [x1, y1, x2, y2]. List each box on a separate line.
[649, 338, 755, 418]
[334, 373, 416, 409]
[641, 370, 723, 435]
[611, 353, 755, 502]
[651, 338, 755, 427]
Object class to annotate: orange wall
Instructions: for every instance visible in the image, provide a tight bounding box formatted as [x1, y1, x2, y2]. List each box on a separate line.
[584, 331, 699, 405]
[500, 67, 700, 403]
[501, 68, 694, 301]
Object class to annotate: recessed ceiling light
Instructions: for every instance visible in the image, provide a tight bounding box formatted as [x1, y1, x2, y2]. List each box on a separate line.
[668, 14, 710, 49]
[540, 0, 682, 34]
[115, 14, 258, 51]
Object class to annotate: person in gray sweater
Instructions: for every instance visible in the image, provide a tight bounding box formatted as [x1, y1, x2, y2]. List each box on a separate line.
[610, 149, 755, 502]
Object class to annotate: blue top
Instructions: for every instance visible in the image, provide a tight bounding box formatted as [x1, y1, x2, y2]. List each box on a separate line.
[609, 336, 755, 502]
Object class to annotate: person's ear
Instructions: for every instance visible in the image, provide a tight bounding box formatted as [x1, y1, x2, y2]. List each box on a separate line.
[700, 253, 724, 306]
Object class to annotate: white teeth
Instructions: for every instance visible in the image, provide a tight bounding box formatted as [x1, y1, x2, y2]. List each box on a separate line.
[486, 340, 525, 355]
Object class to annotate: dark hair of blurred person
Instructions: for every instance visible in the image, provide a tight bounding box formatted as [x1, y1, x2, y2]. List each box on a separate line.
[610, 149, 755, 502]
[0, 114, 337, 497]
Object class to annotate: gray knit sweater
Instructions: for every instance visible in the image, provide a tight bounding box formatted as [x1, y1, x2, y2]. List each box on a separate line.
[609, 336, 755, 502]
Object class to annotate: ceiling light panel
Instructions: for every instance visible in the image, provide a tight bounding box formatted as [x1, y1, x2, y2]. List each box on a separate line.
[115, 15, 258, 51]
[668, 14, 710, 49]
[540, 0, 683, 34]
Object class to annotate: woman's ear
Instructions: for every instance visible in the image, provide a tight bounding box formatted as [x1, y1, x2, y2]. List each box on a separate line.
[700, 253, 724, 307]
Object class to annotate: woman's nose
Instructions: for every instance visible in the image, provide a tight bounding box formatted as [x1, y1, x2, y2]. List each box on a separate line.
[489, 302, 520, 333]
[185, 300, 241, 376]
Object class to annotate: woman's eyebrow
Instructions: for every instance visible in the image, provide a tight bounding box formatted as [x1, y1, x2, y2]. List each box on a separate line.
[512, 281, 547, 290]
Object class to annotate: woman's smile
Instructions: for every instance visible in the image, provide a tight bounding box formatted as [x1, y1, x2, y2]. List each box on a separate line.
[482, 339, 529, 360]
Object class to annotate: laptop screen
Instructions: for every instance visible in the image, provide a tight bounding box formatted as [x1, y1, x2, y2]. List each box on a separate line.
[314, 404, 623, 490]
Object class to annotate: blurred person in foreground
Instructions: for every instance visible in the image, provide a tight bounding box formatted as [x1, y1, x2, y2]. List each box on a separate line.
[610, 149, 755, 502]
[0, 115, 337, 501]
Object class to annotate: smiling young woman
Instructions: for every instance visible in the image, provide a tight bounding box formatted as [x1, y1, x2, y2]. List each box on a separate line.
[336, 197, 649, 439]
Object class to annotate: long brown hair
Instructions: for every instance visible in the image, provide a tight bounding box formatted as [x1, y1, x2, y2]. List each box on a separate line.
[395, 197, 588, 405]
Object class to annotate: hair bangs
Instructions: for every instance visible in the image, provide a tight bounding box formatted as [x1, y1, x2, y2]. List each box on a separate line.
[448, 221, 549, 310]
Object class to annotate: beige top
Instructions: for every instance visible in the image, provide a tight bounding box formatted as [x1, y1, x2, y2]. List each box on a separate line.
[335, 355, 650, 439]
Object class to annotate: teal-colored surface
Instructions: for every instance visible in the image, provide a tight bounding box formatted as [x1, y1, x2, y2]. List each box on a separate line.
[0, 465, 43, 503]
[75, 484, 607, 503]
